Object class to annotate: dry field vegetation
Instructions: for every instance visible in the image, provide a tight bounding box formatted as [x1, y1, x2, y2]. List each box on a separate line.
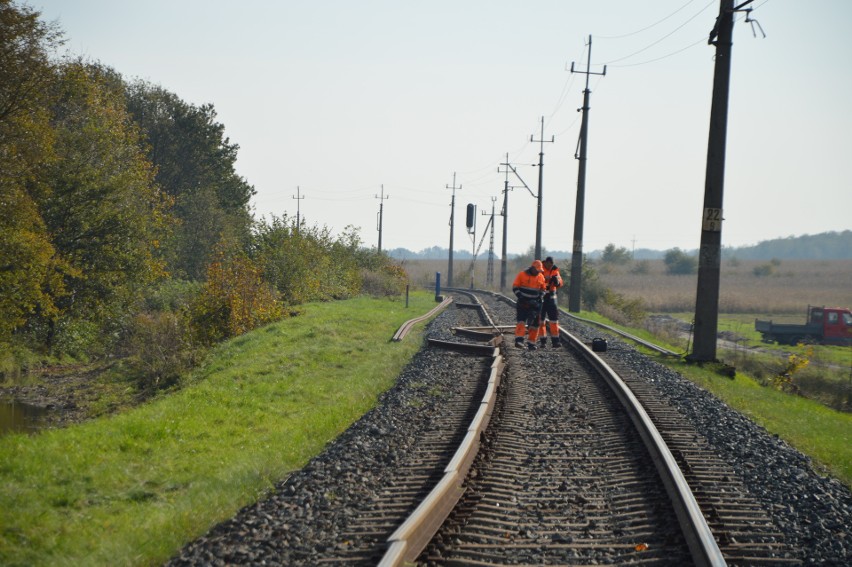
[595, 258, 852, 316]
[402, 258, 852, 315]
[400, 257, 852, 412]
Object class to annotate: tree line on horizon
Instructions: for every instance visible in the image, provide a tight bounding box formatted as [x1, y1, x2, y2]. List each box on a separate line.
[387, 231, 852, 262]
[0, 1, 404, 385]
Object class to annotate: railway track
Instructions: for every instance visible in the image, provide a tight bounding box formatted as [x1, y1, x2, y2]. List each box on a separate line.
[170, 289, 810, 566]
[384, 290, 798, 566]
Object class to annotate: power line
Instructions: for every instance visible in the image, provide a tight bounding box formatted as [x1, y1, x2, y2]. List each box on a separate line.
[596, 0, 706, 40]
[597, 0, 716, 66]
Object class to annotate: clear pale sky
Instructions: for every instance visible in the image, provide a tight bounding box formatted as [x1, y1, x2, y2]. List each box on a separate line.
[33, 0, 852, 256]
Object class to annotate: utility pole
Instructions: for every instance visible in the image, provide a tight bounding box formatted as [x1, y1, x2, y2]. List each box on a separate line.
[292, 186, 305, 234]
[531, 116, 554, 260]
[498, 154, 512, 290]
[446, 173, 461, 287]
[375, 184, 388, 253]
[568, 35, 606, 313]
[484, 197, 497, 286]
[689, 0, 740, 362]
[500, 157, 537, 263]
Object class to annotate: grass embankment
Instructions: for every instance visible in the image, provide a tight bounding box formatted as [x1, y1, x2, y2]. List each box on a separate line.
[574, 311, 852, 488]
[0, 293, 436, 567]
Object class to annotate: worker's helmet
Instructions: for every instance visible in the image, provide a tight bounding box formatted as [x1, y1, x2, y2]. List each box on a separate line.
[532, 260, 544, 272]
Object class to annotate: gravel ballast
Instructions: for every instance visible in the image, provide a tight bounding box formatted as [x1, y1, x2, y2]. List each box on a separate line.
[169, 293, 851, 566]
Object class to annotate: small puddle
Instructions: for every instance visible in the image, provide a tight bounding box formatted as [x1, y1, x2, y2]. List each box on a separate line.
[0, 401, 49, 436]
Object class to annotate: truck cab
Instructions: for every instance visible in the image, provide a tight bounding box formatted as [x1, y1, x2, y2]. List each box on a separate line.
[755, 306, 852, 346]
[812, 307, 852, 345]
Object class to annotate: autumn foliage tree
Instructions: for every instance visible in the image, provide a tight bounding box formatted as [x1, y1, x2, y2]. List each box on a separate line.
[0, 0, 65, 343]
[124, 82, 255, 281]
[191, 249, 282, 344]
[32, 62, 171, 353]
[1, 1, 408, 383]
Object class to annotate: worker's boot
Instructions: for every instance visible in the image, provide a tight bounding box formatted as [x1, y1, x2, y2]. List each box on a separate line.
[539, 336, 548, 348]
[527, 341, 537, 351]
[514, 336, 524, 348]
[551, 336, 561, 348]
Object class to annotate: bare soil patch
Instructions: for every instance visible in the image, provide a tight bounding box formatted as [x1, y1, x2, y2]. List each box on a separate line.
[0, 362, 142, 429]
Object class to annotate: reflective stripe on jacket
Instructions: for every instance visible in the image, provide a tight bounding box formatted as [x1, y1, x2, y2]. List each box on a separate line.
[512, 268, 546, 301]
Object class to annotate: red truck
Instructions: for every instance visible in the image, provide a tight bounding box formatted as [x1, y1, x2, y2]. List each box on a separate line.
[755, 306, 852, 346]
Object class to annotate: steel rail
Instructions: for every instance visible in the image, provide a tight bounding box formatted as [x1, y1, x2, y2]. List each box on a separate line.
[391, 296, 453, 341]
[378, 343, 504, 566]
[488, 287, 723, 565]
[390, 289, 724, 565]
[561, 327, 727, 567]
[562, 310, 682, 357]
[451, 286, 682, 356]
[440, 287, 500, 330]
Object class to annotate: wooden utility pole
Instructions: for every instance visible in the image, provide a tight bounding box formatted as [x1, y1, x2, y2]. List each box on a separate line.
[689, 0, 738, 362]
[446, 173, 461, 287]
[568, 35, 606, 313]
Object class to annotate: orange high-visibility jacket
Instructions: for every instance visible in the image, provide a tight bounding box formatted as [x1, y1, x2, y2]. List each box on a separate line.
[542, 265, 563, 296]
[512, 268, 546, 301]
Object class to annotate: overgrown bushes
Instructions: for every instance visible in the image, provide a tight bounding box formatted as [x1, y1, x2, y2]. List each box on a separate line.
[0, 1, 409, 390]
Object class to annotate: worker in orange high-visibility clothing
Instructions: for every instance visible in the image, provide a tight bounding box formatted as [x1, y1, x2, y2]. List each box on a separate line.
[512, 260, 547, 350]
[538, 256, 564, 348]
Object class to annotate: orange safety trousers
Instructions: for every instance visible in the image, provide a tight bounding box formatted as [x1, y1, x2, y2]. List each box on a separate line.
[515, 322, 540, 342]
[538, 321, 559, 338]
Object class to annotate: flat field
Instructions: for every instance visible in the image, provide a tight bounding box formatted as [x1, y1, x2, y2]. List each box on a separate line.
[595, 258, 852, 315]
[401, 258, 852, 315]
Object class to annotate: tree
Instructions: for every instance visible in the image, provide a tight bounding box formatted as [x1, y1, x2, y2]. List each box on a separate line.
[664, 248, 698, 275]
[601, 243, 632, 265]
[35, 62, 170, 350]
[0, 1, 65, 342]
[124, 82, 256, 280]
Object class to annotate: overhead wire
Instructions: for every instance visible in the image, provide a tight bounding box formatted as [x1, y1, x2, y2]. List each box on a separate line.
[310, 1, 770, 242]
[596, 0, 717, 66]
[595, 0, 704, 40]
[604, 1, 769, 68]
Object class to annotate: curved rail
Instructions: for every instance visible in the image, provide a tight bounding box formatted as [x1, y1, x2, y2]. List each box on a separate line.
[562, 327, 726, 567]
[451, 286, 681, 356]
[563, 310, 682, 357]
[441, 287, 500, 330]
[391, 296, 453, 341]
[379, 344, 503, 566]
[400, 290, 727, 567]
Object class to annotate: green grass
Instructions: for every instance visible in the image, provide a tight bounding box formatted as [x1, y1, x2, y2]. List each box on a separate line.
[669, 359, 851, 485]
[572, 311, 852, 488]
[0, 292, 438, 567]
[669, 311, 852, 367]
